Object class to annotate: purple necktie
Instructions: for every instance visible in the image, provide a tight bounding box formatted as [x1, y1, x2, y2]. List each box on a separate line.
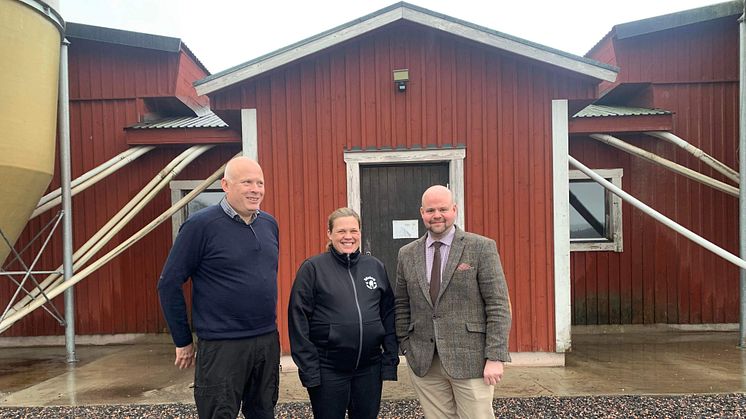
[430, 241, 442, 303]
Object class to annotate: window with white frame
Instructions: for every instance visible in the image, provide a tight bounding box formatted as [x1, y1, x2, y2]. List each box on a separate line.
[569, 169, 623, 252]
[169, 180, 224, 240]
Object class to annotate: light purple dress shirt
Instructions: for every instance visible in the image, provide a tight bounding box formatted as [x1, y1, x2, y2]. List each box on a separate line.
[425, 226, 456, 284]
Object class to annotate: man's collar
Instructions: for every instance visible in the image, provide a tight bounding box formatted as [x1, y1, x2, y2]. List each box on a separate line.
[426, 225, 456, 247]
[220, 196, 259, 224]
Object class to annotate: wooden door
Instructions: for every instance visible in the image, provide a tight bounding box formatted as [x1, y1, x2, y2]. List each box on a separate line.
[360, 162, 449, 277]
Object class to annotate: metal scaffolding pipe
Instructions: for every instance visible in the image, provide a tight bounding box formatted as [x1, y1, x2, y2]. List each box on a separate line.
[568, 155, 746, 270]
[58, 39, 76, 363]
[36, 146, 151, 208]
[645, 131, 739, 184]
[33, 146, 154, 217]
[589, 134, 739, 197]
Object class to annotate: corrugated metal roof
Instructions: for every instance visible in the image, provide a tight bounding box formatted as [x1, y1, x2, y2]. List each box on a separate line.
[129, 112, 227, 129]
[573, 105, 672, 118]
[614, 1, 742, 40]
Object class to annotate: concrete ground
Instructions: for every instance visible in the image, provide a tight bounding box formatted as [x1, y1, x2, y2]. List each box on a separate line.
[1, 329, 745, 407]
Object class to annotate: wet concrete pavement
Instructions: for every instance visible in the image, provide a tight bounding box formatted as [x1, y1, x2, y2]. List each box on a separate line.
[1, 329, 745, 408]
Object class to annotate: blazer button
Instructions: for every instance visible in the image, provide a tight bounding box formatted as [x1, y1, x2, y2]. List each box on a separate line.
[430, 338, 434, 343]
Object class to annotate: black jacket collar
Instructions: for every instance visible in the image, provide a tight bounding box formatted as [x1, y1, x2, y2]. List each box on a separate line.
[329, 246, 360, 267]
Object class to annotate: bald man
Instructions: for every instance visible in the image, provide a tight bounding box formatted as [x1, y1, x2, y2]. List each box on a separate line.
[395, 185, 512, 418]
[158, 156, 280, 418]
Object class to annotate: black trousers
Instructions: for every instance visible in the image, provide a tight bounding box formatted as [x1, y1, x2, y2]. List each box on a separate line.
[307, 361, 383, 419]
[194, 331, 280, 419]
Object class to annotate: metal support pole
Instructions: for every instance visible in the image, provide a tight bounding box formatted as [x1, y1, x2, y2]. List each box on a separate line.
[738, 1, 746, 348]
[59, 39, 77, 363]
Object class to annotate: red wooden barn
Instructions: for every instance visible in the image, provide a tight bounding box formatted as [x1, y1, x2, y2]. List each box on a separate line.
[571, 1, 741, 328]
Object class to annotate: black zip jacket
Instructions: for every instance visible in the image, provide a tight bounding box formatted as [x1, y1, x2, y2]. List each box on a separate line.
[288, 247, 399, 388]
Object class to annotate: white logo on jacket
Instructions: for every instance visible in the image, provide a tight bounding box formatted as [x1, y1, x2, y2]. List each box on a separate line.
[363, 276, 377, 290]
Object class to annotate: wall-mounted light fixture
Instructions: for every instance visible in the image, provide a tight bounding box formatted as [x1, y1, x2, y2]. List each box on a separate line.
[393, 69, 409, 93]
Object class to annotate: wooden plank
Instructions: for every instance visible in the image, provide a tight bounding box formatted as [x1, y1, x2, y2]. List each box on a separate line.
[568, 114, 673, 135]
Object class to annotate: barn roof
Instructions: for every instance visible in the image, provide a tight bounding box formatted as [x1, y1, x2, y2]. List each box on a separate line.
[194, 2, 618, 95]
[614, 0, 742, 40]
[128, 111, 227, 129]
[573, 104, 671, 118]
[65, 22, 210, 75]
[586, 1, 741, 59]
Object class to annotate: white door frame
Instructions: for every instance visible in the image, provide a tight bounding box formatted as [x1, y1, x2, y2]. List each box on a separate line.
[343, 148, 467, 229]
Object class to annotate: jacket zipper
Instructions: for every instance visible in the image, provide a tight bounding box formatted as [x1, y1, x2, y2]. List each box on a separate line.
[346, 253, 364, 369]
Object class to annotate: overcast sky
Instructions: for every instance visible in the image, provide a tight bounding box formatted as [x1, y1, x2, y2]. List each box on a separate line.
[61, 0, 728, 74]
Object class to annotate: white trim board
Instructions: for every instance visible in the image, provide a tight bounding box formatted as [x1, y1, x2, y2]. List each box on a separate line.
[552, 100, 571, 353]
[343, 148, 466, 229]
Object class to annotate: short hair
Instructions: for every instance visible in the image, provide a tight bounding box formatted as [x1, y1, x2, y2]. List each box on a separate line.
[223, 156, 261, 181]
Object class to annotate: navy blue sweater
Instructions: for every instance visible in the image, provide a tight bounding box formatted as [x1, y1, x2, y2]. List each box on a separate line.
[157, 204, 279, 348]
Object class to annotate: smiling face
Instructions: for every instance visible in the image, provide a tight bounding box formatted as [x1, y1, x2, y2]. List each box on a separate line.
[221, 157, 265, 220]
[327, 215, 361, 254]
[420, 185, 457, 240]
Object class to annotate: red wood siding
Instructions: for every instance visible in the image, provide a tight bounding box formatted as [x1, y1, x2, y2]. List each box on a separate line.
[176, 50, 210, 111]
[607, 17, 738, 87]
[586, 34, 617, 94]
[576, 16, 740, 325]
[69, 39, 179, 101]
[126, 127, 240, 145]
[210, 22, 599, 353]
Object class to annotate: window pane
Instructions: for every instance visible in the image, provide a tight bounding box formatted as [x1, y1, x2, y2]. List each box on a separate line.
[186, 191, 224, 217]
[569, 180, 608, 241]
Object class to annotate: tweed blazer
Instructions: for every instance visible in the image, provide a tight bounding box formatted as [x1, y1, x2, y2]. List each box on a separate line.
[394, 226, 511, 379]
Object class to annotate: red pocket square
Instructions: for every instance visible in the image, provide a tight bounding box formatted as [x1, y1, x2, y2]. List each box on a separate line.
[457, 263, 472, 271]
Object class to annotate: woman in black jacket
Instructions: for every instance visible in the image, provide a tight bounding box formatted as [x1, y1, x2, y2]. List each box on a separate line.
[288, 207, 398, 419]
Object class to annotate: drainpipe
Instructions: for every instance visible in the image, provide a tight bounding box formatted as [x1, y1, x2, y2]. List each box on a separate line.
[738, 1, 746, 349]
[59, 39, 76, 363]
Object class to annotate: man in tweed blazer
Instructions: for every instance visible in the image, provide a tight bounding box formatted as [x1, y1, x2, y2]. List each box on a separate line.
[395, 185, 512, 419]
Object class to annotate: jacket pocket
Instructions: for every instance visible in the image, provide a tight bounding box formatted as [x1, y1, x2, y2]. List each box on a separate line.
[360, 319, 385, 362]
[323, 322, 359, 370]
[466, 322, 486, 333]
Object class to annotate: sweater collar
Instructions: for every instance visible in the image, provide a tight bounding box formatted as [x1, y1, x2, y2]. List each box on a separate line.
[220, 197, 259, 224]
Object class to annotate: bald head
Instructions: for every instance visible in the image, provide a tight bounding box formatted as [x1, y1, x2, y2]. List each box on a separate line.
[224, 156, 263, 182]
[421, 185, 454, 207]
[221, 157, 265, 220]
[420, 185, 457, 239]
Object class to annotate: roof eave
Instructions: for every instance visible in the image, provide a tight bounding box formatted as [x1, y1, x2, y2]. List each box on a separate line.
[195, 3, 617, 96]
[66, 22, 182, 52]
[569, 114, 674, 135]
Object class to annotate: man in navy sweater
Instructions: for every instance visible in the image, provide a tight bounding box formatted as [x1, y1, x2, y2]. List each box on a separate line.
[158, 156, 280, 418]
